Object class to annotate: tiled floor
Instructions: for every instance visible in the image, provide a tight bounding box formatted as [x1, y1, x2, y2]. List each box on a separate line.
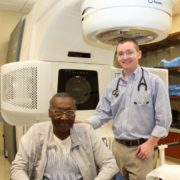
[0, 155, 179, 180]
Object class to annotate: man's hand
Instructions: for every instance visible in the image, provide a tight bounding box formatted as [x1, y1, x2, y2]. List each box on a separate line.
[135, 136, 159, 160]
[135, 141, 154, 160]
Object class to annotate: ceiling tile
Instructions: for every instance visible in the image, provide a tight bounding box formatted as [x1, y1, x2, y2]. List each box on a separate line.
[0, 0, 36, 13]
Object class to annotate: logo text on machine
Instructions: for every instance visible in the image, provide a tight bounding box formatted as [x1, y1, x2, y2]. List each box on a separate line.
[148, 0, 162, 5]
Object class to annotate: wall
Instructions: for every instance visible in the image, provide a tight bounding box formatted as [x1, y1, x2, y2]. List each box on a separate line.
[171, 14, 180, 34]
[0, 10, 24, 155]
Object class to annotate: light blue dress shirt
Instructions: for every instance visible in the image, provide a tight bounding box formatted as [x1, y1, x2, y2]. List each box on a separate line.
[90, 66, 172, 140]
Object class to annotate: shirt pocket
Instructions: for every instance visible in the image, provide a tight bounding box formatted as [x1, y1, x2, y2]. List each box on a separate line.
[133, 91, 152, 106]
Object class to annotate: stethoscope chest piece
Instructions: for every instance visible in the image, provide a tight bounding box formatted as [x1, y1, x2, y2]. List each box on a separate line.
[112, 90, 119, 97]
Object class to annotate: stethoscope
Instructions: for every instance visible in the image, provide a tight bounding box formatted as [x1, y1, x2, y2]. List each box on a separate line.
[112, 68, 148, 98]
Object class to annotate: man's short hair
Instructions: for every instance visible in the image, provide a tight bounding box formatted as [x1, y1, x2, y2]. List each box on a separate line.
[117, 38, 140, 51]
[50, 92, 76, 109]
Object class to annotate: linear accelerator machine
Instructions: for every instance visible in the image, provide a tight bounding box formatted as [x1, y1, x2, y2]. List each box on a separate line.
[0, 0, 176, 150]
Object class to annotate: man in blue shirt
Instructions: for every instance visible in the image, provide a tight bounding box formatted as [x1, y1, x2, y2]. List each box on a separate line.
[88, 39, 172, 180]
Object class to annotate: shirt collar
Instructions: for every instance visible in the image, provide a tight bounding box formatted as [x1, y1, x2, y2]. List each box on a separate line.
[133, 66, 142, 80]
[120, 66, 141, 81]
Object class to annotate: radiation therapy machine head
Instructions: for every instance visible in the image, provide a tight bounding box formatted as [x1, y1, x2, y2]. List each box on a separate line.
[81, 0, 176, 46]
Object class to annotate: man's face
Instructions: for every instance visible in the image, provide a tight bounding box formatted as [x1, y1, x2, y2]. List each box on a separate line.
[116, 41, 142, 71]
[49, 97, 75, 134]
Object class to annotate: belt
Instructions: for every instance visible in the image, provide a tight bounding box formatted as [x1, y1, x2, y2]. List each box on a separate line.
[115, 138, 147, 146]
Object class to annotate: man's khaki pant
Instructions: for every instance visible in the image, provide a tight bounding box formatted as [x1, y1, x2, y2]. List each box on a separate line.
[112, 139, 158, 180]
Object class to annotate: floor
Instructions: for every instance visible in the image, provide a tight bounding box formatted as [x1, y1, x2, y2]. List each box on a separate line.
[0, 155, 179, 180]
